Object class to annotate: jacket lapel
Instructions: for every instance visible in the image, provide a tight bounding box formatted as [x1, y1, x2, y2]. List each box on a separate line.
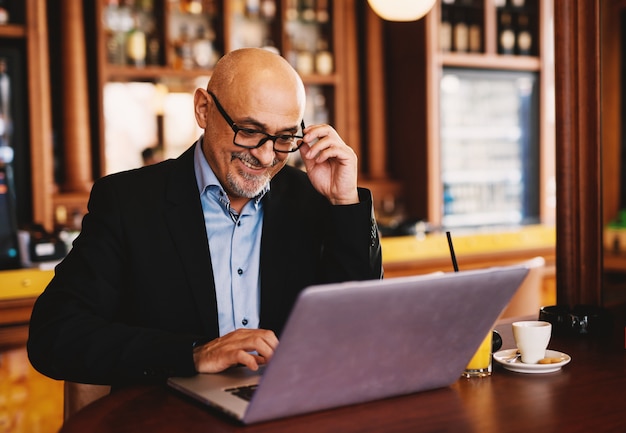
[163, 146, 219, 336]
[258, 176, 294, 330]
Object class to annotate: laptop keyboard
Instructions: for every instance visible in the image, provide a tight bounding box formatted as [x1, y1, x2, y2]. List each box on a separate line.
[225, 384, 258, 402]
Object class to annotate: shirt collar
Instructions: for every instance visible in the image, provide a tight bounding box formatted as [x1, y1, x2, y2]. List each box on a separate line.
[193, 136, 269, 206]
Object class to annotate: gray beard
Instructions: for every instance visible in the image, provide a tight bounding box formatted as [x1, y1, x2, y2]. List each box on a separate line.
[225, 170, 269, 199]
[226, 152, 277, 198]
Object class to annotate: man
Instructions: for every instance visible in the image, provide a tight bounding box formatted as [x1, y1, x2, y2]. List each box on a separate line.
[28, 48, 382, 386]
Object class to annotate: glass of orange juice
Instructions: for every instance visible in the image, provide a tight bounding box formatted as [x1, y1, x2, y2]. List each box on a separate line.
[462, 331, 492, 378]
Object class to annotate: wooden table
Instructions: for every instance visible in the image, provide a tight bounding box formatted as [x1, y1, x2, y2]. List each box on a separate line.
[60, 319, 626, 433]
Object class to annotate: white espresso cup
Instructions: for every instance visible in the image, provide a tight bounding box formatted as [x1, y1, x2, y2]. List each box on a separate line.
[512, 321, 552, 364]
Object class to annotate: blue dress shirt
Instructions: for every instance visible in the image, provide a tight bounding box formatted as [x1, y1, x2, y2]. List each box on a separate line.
[193, 140, 267, 336]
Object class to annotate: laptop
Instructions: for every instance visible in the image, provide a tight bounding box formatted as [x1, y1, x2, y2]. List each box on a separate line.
[167, 265, 529, 424]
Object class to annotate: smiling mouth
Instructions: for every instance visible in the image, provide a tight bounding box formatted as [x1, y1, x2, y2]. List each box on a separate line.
[232, 152, 276, 170]
[239, 157, 263, 170]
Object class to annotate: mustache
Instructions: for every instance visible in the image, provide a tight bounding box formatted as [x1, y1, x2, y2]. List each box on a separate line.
[232, 152, 279, 168]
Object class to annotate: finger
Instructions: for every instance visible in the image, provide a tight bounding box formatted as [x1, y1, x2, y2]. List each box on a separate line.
[302, 123, 330, 139]
[262, 329, 279, 349]
[301, 136, 333, 163]
[231, 329, 278, 364]
[298, 144, 317, 172]
[308, 139, 353, 165]
[252, 339, 276, 362]
[231, 350, 260, 371]
[244, 330, 278, 358]
[251, 353, 269, 366]
[234, 340, 276, 371]
[302, 125, 333, 152]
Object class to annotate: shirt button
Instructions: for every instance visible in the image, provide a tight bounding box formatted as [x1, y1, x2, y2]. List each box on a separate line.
[242, 318, 248, 326]
[237, 221, 241, 226]
[237, 268, 243, 275]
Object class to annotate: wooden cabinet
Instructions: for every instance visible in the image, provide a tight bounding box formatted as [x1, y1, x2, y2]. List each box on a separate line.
[48, 0, 361, 224]
[39, 0, 556, 235]
[0, 0, 53, 229]
[381, 0, 555, 230]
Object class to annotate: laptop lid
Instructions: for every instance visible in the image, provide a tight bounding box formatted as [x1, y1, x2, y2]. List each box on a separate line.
[168, 265, 529, 424]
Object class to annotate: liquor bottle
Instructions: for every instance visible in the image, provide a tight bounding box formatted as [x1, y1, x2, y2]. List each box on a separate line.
[316, 0, 330, 23]
[516, 13, 532, 56]
[54, 206, 81, 255]
[126, 14, 147, 67]
[260, 0, 276, 20]
[295, 42, 314, 75]
[498, 12, 515, 55]
[0, 0, 9, 24]
[439, 7, 452, 53]
[175, 24, 194, 70]
[453, 10, 468, 53]
[104, 0, 125, 65]
[285, 0, 298, 21]
[147, 34, 160, 65]
[245, 0, 260, 18]
[186, 0, 203, 14]
[315, 39, 333, 75]
[300, 0, 316, 22]
[468, 11, 481, 53]
[192, 25, 215, 68]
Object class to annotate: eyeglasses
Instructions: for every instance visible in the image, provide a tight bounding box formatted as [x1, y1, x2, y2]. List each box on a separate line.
[208, 91, 306, 154]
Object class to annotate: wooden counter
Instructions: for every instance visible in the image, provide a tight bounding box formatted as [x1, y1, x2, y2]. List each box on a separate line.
[381, 225, 557, 308]
[0, 268, 54, 348]
[381, 225, 555, 273]
[0, 225, 556, 348]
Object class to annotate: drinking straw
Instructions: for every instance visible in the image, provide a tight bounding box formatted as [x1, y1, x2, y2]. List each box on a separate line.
[446, 231, 459, 272]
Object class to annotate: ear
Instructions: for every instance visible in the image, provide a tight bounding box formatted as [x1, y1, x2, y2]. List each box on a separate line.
[194, 88, 210, 129]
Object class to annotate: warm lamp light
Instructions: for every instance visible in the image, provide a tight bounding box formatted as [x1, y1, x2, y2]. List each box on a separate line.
[367, 0, 436, 22]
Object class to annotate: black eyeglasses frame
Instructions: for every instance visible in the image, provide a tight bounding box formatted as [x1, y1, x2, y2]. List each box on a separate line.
[208, 91, 306, 154]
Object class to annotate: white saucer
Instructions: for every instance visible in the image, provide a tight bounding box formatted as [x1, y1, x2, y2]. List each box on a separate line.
[493, 349, 571, 374]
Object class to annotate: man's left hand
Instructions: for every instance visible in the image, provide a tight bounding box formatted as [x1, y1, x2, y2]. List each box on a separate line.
[298, 124, 359, 205]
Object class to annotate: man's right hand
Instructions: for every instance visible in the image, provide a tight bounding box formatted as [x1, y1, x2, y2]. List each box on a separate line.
[192, 328, 279, 373]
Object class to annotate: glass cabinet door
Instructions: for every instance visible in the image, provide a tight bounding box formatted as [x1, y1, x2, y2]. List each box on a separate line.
[440, 67, 539, 228]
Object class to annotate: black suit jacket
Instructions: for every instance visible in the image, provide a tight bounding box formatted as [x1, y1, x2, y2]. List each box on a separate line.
[28, 145, 382, 385]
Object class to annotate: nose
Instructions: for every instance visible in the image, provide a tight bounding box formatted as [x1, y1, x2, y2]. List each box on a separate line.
[250, 138, 276, 167]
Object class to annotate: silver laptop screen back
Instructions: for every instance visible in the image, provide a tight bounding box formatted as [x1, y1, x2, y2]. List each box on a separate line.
[244, 266, 528, 423]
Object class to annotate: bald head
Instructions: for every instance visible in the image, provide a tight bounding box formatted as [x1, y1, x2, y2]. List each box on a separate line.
[207, 48, 306, 117]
